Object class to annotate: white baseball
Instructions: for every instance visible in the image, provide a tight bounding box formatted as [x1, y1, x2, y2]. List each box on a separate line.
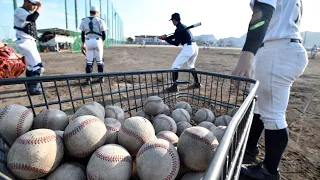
[105, 106, 125, 124]
[46, 162, 86, 180]
[136, 138, 180, 180]
[86, 144, 132, 180]
[0, 104, 34, 144]
[176, 121, 192, 137]
[104, 118, 121, 144]
[194, 108, 215, 123]
[63, 115, 107, 158]
[214, 115, 232, 126]
[7, 129, 64, 179]
[143, 96, 165, 116]
[152, 114, 177, 134]
[171, 108, 191, 123]
[181, 172, 205, 180]
[156, 130, 179, 146]
[33, 109, 69, 131]
[73, 103, 105, 121]
[135, 110, 151, 120]
[174, 101, 192, 115]
[198, 121, 216, 132]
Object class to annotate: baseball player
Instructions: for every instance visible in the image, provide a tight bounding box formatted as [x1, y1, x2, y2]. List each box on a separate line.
[14, 0, 44, 95]
[140, 38, 146, 48]
[79, 6, 107, 84]
[159, 13, 201, 92]
[231, 0, 308, 179]
[311, 44, 318, 59]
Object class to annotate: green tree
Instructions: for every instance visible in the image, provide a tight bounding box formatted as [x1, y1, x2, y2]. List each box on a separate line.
[126, 37, 134, 44]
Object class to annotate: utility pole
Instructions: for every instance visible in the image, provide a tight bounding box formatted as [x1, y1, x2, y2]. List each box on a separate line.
[75, 0, 78, 30]
[85, 0, 87, 17]
[99, 0, 102, 18]
[13, 0, 17, 10]
[65, 0, 68, 29]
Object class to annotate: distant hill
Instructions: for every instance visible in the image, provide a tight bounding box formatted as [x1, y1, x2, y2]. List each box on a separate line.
[194, 34, 217, 42]
[215, 35, 246, 47]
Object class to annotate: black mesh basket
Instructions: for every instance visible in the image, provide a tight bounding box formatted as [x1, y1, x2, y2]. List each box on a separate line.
[0, 69, 258, 180]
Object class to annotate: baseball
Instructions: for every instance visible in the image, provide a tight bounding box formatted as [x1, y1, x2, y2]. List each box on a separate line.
[229, 107, 239, 117]
[198, 121, 216, 132]
[118, 116, 156, 155]
[136, 138, 180, 180]
[86, 144, 132, 180]
[161, 104, 171, 116]
[143, 96, 165, 116]
[73, 103, 105, 121]
[156, 130, 179, 146]
[33, 109, 69, 131]
[7, 129, 64, 179]
[86, 101, 106, 116]
[212, 126, 227, 142]
[214, 115, 232, 126]
[104, 118, 121, 144]
[46, 162, 86, 180]
[54, 130, 64, 139]
[176, 121, 192, 137]
[105, 106, 125, 124]
[171, 108, 191, 123]
[174, 101, 192, 115]
[181, 172, 205, 180]
[63, 115, 107, 158]
[135, 110, 151, 120]
[177, 126, 219, 172]
[152, 114, 177, 134]
[194, 108, 215, 123]
[0, 104, 34, 144]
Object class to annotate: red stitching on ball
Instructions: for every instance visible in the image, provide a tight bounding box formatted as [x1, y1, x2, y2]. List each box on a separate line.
[180, 109, 189, 122]
[17, 109, 31, 137]
[95, 150, 132, 163]
[0, 105, 11, 123]
[42, 109, 50, 128]
[136, 143, 178, 180]
[64, 118, 101, 139]
[105, 107, 119, 119]
[157, 133, 174, 142]
[184, 130, 217, 152]
[82, 106, 98, 117]
[87, 171, 95, 180]
[105, 125, 120, 132]
[17, 134, 57, 145]
[7, 163, 50, 174]
[157, 116, 174, 131]
[121, 123, 148, 143]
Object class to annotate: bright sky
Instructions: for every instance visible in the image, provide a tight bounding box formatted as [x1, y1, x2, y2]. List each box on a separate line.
[0, 0, 319, 40]
[112, 0, 320, 39]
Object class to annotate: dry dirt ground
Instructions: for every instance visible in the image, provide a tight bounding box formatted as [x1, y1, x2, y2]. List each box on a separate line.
[1, 45, 319, 179]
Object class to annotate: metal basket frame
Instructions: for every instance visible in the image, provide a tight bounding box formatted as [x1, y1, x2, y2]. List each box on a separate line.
[0, 69, 258, 180]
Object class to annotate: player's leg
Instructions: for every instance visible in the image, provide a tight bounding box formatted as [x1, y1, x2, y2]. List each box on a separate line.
[241, 41, 308, 179]
[85, 39, 96, 84]
[168, 45, 193, 92]
[95, 38, 105, 82]
[187, 43, 201, 88]
[16, 39, 43, 95]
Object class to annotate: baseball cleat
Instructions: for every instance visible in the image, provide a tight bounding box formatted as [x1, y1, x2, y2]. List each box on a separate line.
[166, 85, 179, 93]
[240, 163, 280, 180]
[190, 83, 202, 89]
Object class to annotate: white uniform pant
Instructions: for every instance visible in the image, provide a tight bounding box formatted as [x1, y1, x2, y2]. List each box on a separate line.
[172, 42, 199, 69]
[85, 38, 103, 65]
[252, 39, 308, 130]
[16, 38, 42, 71]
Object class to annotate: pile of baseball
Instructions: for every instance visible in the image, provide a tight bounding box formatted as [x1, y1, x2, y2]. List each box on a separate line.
[0, 96, 239, 180]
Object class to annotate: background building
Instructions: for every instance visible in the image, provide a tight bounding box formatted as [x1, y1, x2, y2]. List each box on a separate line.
[134, 35, 166, 45]
[0, 0, 124, 52]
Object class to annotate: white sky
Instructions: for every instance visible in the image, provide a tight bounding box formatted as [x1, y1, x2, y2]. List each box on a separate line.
[112, 0, 320, 39]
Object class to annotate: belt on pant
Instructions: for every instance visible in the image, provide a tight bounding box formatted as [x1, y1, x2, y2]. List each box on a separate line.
[184, 41, 195, 45]
[260, 39, 301, 48]
[17, 38, 36, 42]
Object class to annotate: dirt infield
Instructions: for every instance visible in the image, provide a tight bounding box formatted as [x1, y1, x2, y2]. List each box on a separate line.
[1, 45, 319, 179]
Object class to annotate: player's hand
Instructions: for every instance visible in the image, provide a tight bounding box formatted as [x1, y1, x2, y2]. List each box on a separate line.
[37, 1, 43, 7]
[231, 51, 254, 89]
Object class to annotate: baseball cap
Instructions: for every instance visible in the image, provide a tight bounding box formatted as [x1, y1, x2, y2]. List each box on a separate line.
[170, 13, 181, 21]
[28, 0, 39, 4]
[90, 6, 99, 12]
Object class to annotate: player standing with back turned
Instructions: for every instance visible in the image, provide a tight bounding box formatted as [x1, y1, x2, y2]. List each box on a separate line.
[232, 0, 308, 179]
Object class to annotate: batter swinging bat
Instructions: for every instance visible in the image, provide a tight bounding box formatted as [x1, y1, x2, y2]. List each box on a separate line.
[167, 22, 202, 36]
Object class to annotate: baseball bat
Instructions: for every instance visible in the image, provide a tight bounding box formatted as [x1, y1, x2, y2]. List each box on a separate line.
[167, 22, 202, 36]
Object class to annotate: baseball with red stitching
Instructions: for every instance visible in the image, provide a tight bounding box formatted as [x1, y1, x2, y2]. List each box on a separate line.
[73, 103, 105, 121]
[86, 144, 132, 180]
[63, 115, 107, 158]
[136, 138, 180, 180]
[171, 108, 191, 124]
[118, 116, 156, 155]
[0, 104, 34, 144]
[104, 118, 121, 144]
[212, 126, 227, 143]
[46, 162, 86, 180]
[33, 109, 69, 131]
[105, 106, 125, 124]
[173, 101, 192, 115]
[143, 96, 165, 116]
[156, 130, 179, 146]
[214, 115, 232, 126]
[176, 121, 192, 137]
[7, 129, 64, 179]
[177, 126, 219, 172]
[152, 114, 177, 134]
